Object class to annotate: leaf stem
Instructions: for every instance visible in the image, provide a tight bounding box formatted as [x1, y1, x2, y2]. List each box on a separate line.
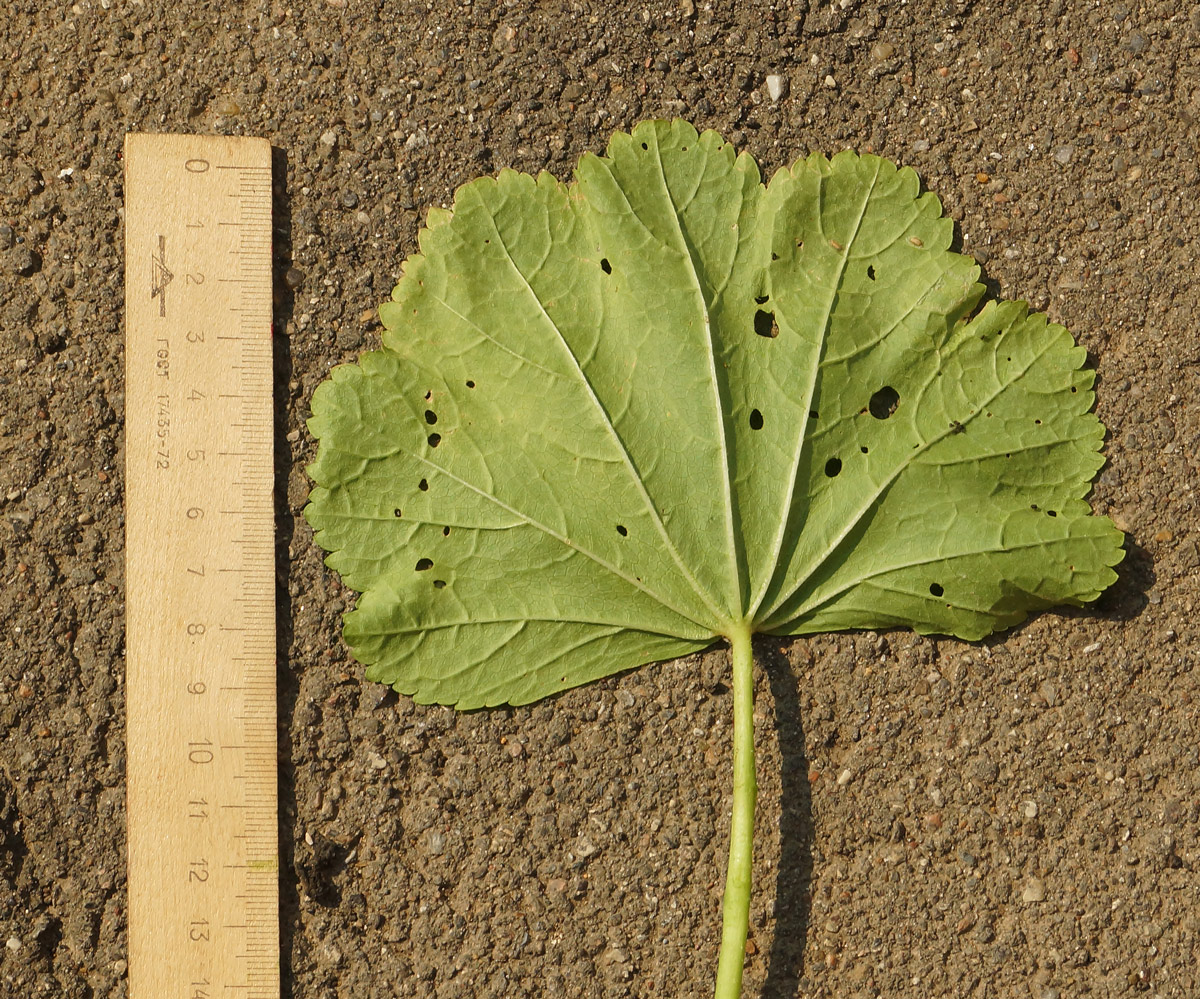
[714, 621, 757, 999]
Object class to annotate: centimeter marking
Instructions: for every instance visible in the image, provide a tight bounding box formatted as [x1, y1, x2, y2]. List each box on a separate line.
[124, 134, 278, 999]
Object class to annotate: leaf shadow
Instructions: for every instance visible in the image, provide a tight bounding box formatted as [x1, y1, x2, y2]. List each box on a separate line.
[1085, 532, 1153, 623]
[758, 640, 814, 997]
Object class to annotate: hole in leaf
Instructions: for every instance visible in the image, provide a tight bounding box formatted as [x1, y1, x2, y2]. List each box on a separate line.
[868, 386, 900, 420]
[754, 295, 769, 305]
[415, 558, 433, 572]
[929, 582, 944, 597]
[425, 410, 438, 425]
[394, 508, 402, 518]
[754, 310, 778, 338]
[771, 251, 779, 261]
[424, 390, 432, 401]
[824, 457, 842, 477]
[1047, 510, 1057, 517]
[433, 579, 446, 589]
[809, 410, 819, 420]
[466, 379, 476, 388]
[427, 433, 441, 448]
[1031, 504, 1039, 511]
[616, 524, 628, 537]
[641, 142, 648, 150]
[443, 526, 451, 536]
[796, 240, 804, 250]
[600, 258, 612, 274]
[867, 265, 876, 280]
[749, 409, 764, 430]
[1071, 386, 1078, 393]
[1034, 419, 1042, 425]
[419, 479, 429, 491]
[860, 446, 869, 454]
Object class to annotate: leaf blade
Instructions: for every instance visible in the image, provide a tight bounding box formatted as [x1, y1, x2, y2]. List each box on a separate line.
[305, 122, 1123, 706]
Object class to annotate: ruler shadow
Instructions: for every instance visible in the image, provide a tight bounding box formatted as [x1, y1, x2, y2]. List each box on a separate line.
[268, 143, 302, 999]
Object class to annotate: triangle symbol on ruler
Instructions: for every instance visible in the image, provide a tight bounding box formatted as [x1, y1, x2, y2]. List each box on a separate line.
[151, 234, 173, 316]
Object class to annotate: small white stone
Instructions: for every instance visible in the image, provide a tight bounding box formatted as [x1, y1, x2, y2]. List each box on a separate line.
[929, 786, 945, 807]
[320, 129, 338, 147]
[765, 74, 787, 103]
[836, 767, 853, 786]
[5, 936, 19, 953]
[1022, 878, 1046, 903]
[823, 74, 838, 89]
[1022, 800, 1039, 819]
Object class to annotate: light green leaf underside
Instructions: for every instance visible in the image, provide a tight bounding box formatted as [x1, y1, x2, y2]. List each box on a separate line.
[305, 120, 1123, 708]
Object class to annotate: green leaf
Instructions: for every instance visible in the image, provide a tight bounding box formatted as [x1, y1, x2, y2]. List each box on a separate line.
[305, 119, 1123, 710]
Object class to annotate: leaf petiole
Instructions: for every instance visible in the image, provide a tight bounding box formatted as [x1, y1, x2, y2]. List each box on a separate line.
[714, 620, 757, 999]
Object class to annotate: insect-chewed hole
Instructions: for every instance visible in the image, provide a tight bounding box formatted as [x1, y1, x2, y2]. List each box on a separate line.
[867, 264, 877, 281]
[424, 390, 432, 401]
[860, 446, 869, 454]
[755, 294, 770, 305]
[824, 456, 842, 477]
[868, 386, 900, 420]
[616, 524, 628, 537]
[433, 579, 446, 589]
[394, 508, 402, 518]
[771, 251, 779, 261]
[466, 379, 476, 388]
[749, 409, 764, 430]
[809, 409, 819, 420]
[754, 310, 778, 338]
[427, 433, 442, 448]
[415, 558, 433, 572]
[424, 410, 438, 425]
[641, 142, 648, 150]
[1034, 418, 1042, 425]
[418, 478, 429, 491]
[929, 582, 944, 597]
[1047, 509, 1058, 517]
[1071, 386, 1078, 393]
[443, 526, 451, 536]
[600, 258, 612, 274]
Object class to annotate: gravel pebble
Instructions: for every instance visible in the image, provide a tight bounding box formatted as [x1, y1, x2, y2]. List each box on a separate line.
[1022, 878, 1047, 903]
[5, 247, 39, 276]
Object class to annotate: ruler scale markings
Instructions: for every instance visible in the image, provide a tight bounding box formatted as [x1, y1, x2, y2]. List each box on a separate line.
[124, 134, 278, 999]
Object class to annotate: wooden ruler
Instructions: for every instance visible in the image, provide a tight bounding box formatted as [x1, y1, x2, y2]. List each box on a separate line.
[123, 134, 278, 999]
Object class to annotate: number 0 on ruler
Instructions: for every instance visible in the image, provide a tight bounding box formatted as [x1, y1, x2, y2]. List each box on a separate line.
[124, 134, 278, 999]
